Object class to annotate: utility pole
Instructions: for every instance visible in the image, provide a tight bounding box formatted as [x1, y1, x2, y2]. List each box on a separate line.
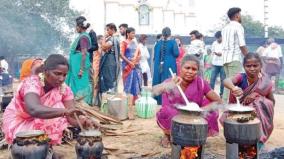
[264, 0, 269, 38]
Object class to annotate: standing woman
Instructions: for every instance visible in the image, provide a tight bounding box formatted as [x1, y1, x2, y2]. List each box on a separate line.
[120, 27, 142, 119]
[92, 35, 104, 105]
[65, 16, 93, 105]
[99, 23, 120, 94]
[138, 34, 151, 86]
[153, 27, 179, 105]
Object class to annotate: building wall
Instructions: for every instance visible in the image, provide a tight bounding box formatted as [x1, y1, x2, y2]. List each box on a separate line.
[70, 0, 197, 35]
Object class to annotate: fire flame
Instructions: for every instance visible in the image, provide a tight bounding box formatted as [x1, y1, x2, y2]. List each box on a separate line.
[180, 146, 200, 159]
[239, 145, 257, 159]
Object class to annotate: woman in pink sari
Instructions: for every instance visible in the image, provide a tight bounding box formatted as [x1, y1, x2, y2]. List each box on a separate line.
[222, 53, 275, 144]
[153, 55, 222, 147]
[2, 54, 96, 157]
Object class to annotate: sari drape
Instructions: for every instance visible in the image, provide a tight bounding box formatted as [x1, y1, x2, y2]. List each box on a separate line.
[2, 76, 73, 144]
[156, 76, 219, 137]
[121, 40, 142, 96]
[221, 73, 274, 143]
[65, 32, 92, 105]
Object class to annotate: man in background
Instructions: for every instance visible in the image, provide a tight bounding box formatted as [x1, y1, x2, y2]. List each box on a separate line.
[119, 23, 128, 42]
[210, 31, 226, 98]
[222, 7, 248, 101]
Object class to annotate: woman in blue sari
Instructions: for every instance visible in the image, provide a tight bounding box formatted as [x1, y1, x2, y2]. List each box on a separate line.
[65, 16, 93, 105]
[152, 27, 179, 105]
[120, 27, 142, 119]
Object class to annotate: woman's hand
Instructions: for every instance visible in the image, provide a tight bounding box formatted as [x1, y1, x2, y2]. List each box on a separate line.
[64, 108, 85, 117]
[79, 116, 101, 129]
[164, 75, 182, 92]
[31, 60, 44, 75]
[231, 86, 243, 97]
[129, 61, 135, 69]
[78, 69, 83, 78]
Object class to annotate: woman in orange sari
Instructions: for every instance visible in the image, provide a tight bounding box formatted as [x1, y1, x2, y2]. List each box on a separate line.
[20, 58, 43, 81]
[120, 27, 142, 119]
[92, 35, 103, 105]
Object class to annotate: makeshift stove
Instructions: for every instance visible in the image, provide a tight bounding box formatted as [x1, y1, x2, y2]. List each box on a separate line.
[171, 108, 208, 159]
[224, 106, 261, 159]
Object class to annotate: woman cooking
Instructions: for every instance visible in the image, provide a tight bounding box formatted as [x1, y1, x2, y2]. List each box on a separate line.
[221, 53, 275, 144]
[152, 54, 222, 147]
[2, 54, 97, 158]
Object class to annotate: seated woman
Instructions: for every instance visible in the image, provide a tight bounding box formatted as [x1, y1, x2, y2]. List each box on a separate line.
[221, 53, 275, 144]
[20, 58, 43, 81]
[152, 55, 222, 147]
[2, 54, 97, 157]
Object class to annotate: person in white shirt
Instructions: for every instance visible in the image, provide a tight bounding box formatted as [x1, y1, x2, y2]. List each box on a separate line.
[262, 38, 283, 92]
[210, 31, 226, 98]
[138, 34, 151, 86]
[222, 7, 248, 101]
[0, 56, 9, 74]
[188, 30, 206, 77]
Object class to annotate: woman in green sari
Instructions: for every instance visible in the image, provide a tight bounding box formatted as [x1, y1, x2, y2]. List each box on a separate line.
[66, 16, 93, 105]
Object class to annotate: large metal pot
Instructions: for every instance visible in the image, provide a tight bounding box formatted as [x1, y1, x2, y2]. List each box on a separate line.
[11, 130, 50, 159]
[171, 105, 208, 146]
[75, 130, 104, 159]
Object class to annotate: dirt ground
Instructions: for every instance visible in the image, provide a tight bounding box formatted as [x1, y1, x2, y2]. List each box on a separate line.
[0, 83, 284, 159]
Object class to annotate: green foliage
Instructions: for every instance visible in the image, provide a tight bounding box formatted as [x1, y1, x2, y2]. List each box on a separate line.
[0, 0, 79, 59]
[211, 14, 284, 38]
[242, 15, 264, 38]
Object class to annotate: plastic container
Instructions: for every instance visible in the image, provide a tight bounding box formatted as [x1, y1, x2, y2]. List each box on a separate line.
[135, 87, 157, 119]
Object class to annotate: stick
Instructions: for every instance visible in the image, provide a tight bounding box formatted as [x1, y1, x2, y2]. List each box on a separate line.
[74, 113, 85, 131]
[169, 68, 190, 106]
[169, 68, 202, 111]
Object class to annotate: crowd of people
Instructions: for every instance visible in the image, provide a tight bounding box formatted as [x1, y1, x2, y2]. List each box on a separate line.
[0, 6, 280, 158]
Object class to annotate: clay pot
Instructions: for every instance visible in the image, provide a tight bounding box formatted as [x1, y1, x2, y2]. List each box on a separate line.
[75, 130, 104, 159]
[11, 130, 50, 159]
[171, 109, 208, 146]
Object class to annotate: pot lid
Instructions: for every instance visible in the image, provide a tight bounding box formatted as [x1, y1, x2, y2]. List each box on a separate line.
[228, 105, 254, 112]
[79, 130, 102, 137]
[16, 130, 45, 138]
[177, 102, 203, 112]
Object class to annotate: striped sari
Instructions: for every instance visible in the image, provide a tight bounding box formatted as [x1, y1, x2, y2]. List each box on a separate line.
[222, 73, 274, 143]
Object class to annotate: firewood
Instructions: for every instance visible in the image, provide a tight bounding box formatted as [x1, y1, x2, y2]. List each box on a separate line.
[75, 101, 122, 124]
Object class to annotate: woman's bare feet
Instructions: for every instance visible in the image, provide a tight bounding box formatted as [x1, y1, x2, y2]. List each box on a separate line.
[160, 135, 170, 148]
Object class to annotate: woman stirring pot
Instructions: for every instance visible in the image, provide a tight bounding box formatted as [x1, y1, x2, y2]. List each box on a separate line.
[152, 55, 222, 147]
[2, 54, 98, 158]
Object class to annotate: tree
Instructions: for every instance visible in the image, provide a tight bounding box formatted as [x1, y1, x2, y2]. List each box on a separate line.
[0, 0, 80, 75]
[211, 14, 284, 38]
